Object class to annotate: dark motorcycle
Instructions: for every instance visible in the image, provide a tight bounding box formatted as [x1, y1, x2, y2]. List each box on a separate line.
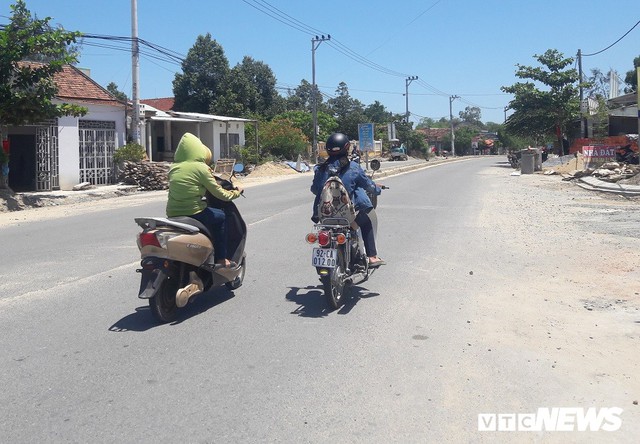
[306, 161, 386, 309]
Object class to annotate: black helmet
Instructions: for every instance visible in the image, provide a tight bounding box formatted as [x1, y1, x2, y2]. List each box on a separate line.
[325, 133, 350, 157]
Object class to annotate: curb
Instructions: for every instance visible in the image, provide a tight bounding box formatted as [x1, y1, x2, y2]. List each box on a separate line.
[374, 157, 471, 179]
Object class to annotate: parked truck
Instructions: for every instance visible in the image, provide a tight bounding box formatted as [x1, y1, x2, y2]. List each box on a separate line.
[389, 143, 408, 161]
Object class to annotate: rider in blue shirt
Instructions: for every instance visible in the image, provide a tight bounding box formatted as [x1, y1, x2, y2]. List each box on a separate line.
[311, 133, 386, 267]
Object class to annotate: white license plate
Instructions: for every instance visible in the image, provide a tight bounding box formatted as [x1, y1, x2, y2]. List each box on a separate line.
[312, 248, 337, 268]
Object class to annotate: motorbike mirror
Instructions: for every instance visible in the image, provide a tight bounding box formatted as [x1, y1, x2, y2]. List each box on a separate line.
[233, 163, 244, 174]
[370, 159, 381, 171]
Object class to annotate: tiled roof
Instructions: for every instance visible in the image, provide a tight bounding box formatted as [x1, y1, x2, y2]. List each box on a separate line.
[16, 61, 123, 107]
[417, 127, 449, 140]
[141, 97, 175, 111]
[54, 65, 123, 107]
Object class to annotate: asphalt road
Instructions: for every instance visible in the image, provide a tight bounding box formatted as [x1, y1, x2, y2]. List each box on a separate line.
[1, 157, 637, 442]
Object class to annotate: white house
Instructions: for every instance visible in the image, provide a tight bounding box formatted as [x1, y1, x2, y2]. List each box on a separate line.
[5, 65, 126, 191]
[140, 98, 257, 162]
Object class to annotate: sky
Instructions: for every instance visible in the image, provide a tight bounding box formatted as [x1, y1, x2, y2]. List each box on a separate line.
[1, 0, 639, 124]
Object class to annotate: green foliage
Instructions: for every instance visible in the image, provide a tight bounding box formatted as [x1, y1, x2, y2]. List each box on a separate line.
[327, 82, 367, 139]
[113, 143, 146, 163]
[106, 82, 128, 102]
[172, 33, 230, 114]
[259, 118, 309, 159]
[238, 144, 263, 165]
[0, 0, 86, 126]
[273, 110, 337, 143]
[501, 49, 581, 143]
[623, 56, 639, 93]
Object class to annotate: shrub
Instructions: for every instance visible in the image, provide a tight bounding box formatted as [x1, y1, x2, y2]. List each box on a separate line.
[113, 143, 146, 163]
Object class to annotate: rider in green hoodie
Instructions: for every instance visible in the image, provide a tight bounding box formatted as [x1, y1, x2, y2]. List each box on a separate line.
[166, 132, 242, 268]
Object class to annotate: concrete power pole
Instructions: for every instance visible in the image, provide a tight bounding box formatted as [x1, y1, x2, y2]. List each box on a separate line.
[578, 49, 587, 138]
[131, 0, 141, 147]
[311, 35, 330, 163]
[405, 76, 418, 122]
[449, 95, 459, 156]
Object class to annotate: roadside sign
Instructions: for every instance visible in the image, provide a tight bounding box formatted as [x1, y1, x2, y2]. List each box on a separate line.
[358, 123, 374, 152]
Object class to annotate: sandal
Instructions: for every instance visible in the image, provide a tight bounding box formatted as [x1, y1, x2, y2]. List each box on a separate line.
[368, 257, 386, 268]
[214, 261, 238, 270]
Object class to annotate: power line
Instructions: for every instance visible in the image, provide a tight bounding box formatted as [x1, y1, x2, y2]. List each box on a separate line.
[583, 19, 640, 57]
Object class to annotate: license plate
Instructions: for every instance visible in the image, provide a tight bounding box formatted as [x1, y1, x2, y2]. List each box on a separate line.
[312, 248, 337, 268]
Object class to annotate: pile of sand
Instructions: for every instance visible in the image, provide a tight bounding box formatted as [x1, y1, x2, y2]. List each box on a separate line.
[246, 161, 299, 178]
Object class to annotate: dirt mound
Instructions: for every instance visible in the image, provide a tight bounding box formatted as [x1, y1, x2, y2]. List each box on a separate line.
[246, 161, 298, 178]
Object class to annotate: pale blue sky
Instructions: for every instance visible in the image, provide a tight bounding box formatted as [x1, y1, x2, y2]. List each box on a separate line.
[2, 0, 639, 124]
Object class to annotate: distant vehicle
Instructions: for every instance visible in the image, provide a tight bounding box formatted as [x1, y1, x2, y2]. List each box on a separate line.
[389, 144, 408, 161]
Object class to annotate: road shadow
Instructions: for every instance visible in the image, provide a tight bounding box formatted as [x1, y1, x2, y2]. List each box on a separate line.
[286, 284, 379, 317]
[494, 160, 516, 169]
[108, 287, 235, 332]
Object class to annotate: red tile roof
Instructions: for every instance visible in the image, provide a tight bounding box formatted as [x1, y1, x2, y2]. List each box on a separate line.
[54, 65, 123, 107]
[140, 97, 175, 111]
[17, 62, 123, 107]
[417, 127, 449, 140]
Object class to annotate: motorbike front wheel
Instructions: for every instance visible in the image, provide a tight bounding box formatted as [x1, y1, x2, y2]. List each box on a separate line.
[321, 250, 347, 309]
[149, 273, 180, 323]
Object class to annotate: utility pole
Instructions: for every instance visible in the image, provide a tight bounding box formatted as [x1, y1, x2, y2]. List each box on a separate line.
[577, 49, 587, 138]
[405, 76, 418, 122]
[131, 0, 142, 147]
[311, 35, 330, 163]
[449, 95, 459, 156]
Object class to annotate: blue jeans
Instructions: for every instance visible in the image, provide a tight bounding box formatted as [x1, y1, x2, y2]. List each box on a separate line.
[191, 207, 226, 262]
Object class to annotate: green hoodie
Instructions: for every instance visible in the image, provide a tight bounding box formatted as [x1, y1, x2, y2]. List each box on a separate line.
[166, 132, 241, 217]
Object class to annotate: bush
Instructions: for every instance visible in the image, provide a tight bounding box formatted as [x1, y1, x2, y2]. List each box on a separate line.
[113, 143, 146, 163]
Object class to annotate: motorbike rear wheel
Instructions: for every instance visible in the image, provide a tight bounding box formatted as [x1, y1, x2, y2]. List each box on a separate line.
[149, 273, 180, 323]
[322, 250, 347, 309]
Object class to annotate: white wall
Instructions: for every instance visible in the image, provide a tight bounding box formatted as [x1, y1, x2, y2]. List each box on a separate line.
[56, 102, 126, 190]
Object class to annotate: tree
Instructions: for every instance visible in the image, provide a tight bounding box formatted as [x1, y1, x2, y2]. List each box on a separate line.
[458, 106, 483, 128]
[106, 82, 128, 102]
[223, 56, 283, 119]
[0, 0, 86, 188]
[586, 68, 613, 99]
[273, 110, 336, 144]
[327, 82, 367, 139]
[623, 55, 639, 93]
[0, 0, 85, 126]
[501, 49, 581, 154]
[172, 33, 230, 114]
[364, 101, 393, 124]
[259, 117, 309, 159]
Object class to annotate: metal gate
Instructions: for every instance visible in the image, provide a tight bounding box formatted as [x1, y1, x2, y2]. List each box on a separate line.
[35, 121, 59, 191]
[79, 120, 116, 185]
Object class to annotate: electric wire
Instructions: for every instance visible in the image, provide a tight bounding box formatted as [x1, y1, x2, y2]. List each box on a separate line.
[582, 19, 640, 57]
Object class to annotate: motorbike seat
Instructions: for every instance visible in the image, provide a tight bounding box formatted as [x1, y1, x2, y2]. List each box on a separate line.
[168, 216, 212, 238]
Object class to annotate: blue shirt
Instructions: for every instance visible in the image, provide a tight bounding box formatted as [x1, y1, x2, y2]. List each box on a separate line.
[311, 156, 381, 216]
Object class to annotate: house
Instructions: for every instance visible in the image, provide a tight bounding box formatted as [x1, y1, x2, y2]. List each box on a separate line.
[417, 128, 449, 154]
[5, 65, 126, 191]
[139, 98, 257, 163]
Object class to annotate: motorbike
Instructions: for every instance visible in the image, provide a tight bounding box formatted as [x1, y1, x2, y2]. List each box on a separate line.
[507, 150, 521, 169]
[134, 164, 247, 323]
[306, 160, 386, 309]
